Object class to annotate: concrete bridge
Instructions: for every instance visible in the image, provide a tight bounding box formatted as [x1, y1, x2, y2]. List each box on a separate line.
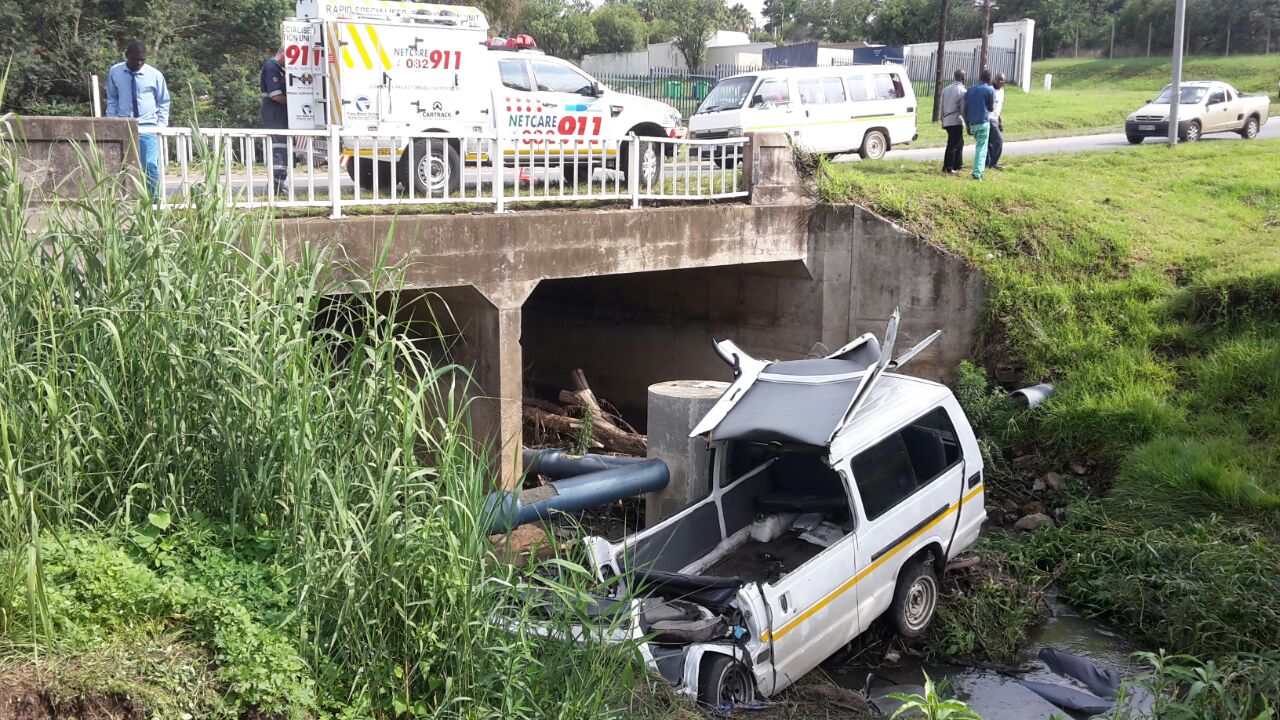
[11, 117, 987, 488]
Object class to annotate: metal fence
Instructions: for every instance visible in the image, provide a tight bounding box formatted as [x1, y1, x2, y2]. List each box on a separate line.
[151, 126, 747, 217]
[902, 44, 1020, 99]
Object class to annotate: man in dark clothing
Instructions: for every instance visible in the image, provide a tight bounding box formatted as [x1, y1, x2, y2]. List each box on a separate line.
[939, 69, 966, 174]
[986, 72, 1006, 170]
[964, 69, 996, 180]
[260, 49, 289, 195]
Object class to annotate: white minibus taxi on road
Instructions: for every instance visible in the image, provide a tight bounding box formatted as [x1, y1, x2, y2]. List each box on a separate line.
[689, 65, 918, 160]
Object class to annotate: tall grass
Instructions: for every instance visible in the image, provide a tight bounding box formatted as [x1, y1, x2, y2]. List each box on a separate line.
[0, 131, 657, 717]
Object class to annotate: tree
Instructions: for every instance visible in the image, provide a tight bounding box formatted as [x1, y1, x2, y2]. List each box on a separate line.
[762, 0, 805, 37]
[515, 0, 598, 59]
[588, 3, 648, 54]
[669, 0, 731, 69]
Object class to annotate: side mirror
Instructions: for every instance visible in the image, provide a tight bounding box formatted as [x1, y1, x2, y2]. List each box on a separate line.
[591, 82, 603, 97]
[751, 94, 766, 108]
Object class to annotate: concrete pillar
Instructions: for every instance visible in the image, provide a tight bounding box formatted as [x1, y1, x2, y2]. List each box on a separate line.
[745, 131, 811, 206]
[645, 380, 729, 527]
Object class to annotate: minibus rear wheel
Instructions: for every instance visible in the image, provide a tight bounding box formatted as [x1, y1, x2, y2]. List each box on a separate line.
[859, 129, 889, 160]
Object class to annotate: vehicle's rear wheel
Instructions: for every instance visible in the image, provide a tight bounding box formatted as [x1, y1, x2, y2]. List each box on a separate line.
[1181, 120, 1202, 142]
[890, 561, 939, 639]
[1240, 116, 1260, 139]
[346, 156, 388, 192]
[400, 139, 461, 196]
[697, 654, 755, 709]
[562, 158, 593, 185]
[1126, 134, 1144, 145]
[859, 129, 889, 160]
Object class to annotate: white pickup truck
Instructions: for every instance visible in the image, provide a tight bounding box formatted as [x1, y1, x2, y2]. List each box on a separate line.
[526, 312, 987, 707]
[1125, 80, 1270, 143]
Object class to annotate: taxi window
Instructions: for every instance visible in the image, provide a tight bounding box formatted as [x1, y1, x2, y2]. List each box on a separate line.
[873, 73, 906, 100]
[532, 60, 594, 95]
[499, 59, 531, 92]
[846, 75, 870, 101]
[756, 78, 790, 104]
[798, 77, 847, 105]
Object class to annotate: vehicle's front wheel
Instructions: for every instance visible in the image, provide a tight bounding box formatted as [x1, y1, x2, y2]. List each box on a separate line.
[1181, 120, 1202, 142]
[859, 129, 889, 160]
[621, 137, 659, 188]
[1240, 116, 1260, 139]
[697, 654, 755, 708]
[890, 561, 939, 639]
[562, 158, 593, 185]
[1126, 134, 1144, 145]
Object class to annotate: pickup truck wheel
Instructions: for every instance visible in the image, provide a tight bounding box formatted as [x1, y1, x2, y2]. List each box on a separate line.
[698, 654, 755, 708]
[621, 138, 659, 189]
[562, 159, 593, 185]
[1181, 120, 1202, 142]
[1126, 134, 1144, 145]
[859, 130, 888, 160]
[1240, 116, 1260, 139]
[891, 561, 939, 638]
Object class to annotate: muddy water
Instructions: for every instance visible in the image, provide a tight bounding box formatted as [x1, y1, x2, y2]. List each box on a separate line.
[829, 593, 1152, 719]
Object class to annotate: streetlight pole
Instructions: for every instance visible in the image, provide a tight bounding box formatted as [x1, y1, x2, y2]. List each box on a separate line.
[932, 0, 951, 122]
[1168, 0, 1186, 145]
[979, 0, 992, 70]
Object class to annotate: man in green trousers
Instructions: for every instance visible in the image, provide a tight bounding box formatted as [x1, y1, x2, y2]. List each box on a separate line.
[964, 68, 996, 181]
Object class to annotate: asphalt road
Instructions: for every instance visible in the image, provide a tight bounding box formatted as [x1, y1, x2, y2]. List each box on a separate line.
[839, 120, 1280, 164]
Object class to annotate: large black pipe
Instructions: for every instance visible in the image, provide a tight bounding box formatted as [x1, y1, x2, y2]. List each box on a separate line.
[487, 457, 669, 534]
[521, 448, 646, 480]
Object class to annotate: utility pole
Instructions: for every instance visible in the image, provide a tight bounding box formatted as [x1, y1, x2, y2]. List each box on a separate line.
[932, 0, 951, 123]
[1074, 27, 1079, 58]
[1147, 21, 1152, 57]
[979, 0, 992, 70]
[1169, 0, 1186, 146]
[1109, 21, 1115, 59]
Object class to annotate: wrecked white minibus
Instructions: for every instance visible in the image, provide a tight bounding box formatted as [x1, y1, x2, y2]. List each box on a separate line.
[509, 312, 987, 707]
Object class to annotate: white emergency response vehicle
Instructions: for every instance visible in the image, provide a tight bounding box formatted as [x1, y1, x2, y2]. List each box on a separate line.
[280, 0, 685, 193]
[689, 65, 918, 161]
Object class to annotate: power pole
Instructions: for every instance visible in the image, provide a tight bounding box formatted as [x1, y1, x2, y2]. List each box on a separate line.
[1109, 21, 1115, 59]
[1169, 0, 1186, 146]
[932, 0, 951, 123]
[1147, 21, 1152, 57]
[979, 0, 992, 70]
[1074, 27, 1079, 58]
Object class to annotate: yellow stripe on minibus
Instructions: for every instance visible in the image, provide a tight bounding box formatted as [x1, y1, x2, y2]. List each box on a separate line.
[761, 482, 984, 643]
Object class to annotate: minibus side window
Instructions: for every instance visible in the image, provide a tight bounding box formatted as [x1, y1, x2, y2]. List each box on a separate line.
[846, 75, 870, 101]
[755, 78, 790, 105]
[873, 73, 905, 100]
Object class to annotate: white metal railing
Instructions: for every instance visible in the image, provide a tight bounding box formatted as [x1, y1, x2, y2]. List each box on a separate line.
[153, 126, 748, 217]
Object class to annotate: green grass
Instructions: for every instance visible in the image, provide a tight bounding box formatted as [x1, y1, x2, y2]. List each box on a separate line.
[909, 53, 1280, 148]
[820, 140, 1280, 708]
[0, 126, 671, 718]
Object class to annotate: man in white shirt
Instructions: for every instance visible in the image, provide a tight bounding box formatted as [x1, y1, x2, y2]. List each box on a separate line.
[939, 70, 967, 174]
[986, 72, 1006, 170]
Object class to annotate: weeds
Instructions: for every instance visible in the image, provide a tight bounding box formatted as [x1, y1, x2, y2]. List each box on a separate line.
[886, 673, 981, 720]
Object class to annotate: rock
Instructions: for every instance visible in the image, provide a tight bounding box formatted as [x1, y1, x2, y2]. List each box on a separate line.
[1052, 507, 1069, 523]
[884, 649, 901, 664]
[988, 507, 1005, 525]
[1070, 460, 1089, 476]
[1032, 477, 1047, 493]
[1015, 513, 1054, 531]
[1002, 499, 1020, 513]
[1021, 499, 1046, 515]
[490, 524, 549, 563]
[1003, 512, 1020, 526]
[1012, 454, 1038, 472]
[1045, 472, 1066, 491]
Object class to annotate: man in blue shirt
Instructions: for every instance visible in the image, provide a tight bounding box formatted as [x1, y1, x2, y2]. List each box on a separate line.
[106, 42, 171, 198]
[260, 49, 290, 195]
[964, 69, 996, 181]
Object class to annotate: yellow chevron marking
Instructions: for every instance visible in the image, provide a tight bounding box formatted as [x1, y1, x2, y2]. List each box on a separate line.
[347, 25, 372, 70]
[365, 25, 392, 70]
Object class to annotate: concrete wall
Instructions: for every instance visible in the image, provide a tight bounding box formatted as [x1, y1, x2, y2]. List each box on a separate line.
[582, 41, 774, 75]
[521, 205, 987, 428]
[5, 116, 140, 199]
[904, 19, 1036, 92]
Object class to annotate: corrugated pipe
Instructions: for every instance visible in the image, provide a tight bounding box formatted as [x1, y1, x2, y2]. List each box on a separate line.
[487, 456, 669, 534]
[1011, 383, 1055, 408]
[521, 448, 646, 480]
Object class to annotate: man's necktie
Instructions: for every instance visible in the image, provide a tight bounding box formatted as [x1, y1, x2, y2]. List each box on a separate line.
[131, 71, 140, 119]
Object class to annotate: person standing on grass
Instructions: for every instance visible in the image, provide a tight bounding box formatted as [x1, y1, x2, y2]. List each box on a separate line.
[939, 69, 967, 174]
[260, 48, 290, 196]
[105, 41, 170, 198]
[964, 68, 996, 181]
[986, 72, 1006, 171]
